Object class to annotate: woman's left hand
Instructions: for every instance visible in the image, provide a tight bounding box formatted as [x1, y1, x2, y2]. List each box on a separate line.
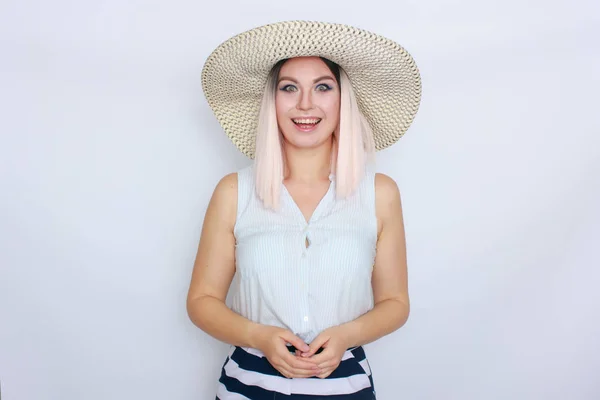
[296, 325, 353, 379]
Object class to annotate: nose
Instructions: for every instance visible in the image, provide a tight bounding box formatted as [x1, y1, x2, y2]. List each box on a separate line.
[297, 90, 314, 111]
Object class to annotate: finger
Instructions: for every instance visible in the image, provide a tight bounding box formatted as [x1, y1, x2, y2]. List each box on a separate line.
[315, 360, 336, 370]
[274, 364, 291, 378]
[284, 353, 319, 371]
[317, 369, 333, 379]
[303, 335, 329, 358]
[319, 363, 340, 378]
[314, 365, 332, 378]
[280, 331, 309, 353]
[309, 347, 335, 366]
[290, 368, 319, 378]
[277, 362, 316, 379]
[277, 363, 301, 379]
[281, 370, 295, 379]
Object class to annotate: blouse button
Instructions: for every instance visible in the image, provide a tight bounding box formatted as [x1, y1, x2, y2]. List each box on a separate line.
[303, 316, 309, 322]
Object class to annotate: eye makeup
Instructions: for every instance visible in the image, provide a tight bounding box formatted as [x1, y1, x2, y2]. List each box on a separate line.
[278, 83, 334, 92]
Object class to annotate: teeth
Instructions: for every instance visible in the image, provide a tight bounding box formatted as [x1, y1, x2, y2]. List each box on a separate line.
[293, 118, 321, 124]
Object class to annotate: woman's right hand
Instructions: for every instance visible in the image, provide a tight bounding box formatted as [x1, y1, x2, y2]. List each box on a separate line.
[253, 325, 320, 379]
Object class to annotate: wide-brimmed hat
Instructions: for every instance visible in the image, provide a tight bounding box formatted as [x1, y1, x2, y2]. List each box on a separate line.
[201, 20, 422, 159]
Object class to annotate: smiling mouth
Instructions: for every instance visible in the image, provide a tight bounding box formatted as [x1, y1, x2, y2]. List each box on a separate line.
[292, 118, 322, 126]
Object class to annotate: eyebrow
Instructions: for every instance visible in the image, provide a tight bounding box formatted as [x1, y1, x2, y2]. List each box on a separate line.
[278, 75, 336, 84]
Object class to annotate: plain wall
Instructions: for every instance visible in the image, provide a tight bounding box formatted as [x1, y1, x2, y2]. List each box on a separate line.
[1, 0, 599, 399]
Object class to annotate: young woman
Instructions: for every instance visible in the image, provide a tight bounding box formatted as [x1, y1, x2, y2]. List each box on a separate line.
[187, 21, 422, 399]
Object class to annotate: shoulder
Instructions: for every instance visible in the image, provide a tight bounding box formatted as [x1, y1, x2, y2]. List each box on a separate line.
[213, 172, 238, 197]
[206, 172, 238, 228]
[374, 173, 402, 224]
[213, 164, 253, 197]
[375, 173, 400, 204]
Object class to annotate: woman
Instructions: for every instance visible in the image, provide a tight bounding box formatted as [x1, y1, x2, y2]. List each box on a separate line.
[187, 21, 421, 399]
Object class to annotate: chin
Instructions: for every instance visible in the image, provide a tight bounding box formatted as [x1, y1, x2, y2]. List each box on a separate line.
[283, 133, 330, 150]
[282, 126, 335, 149]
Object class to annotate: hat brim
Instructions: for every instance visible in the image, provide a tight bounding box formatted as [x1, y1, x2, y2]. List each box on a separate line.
[201, 20, 422, 159]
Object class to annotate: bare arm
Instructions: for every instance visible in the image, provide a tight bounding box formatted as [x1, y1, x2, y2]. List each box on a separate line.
[186, 173, 317, 378]
[342, 172, 410, 347]
[186, 173, 261, 348]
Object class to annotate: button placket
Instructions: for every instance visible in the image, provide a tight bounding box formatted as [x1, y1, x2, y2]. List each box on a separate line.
[300, 225, 310, 327]
[300, 224, 310, 256]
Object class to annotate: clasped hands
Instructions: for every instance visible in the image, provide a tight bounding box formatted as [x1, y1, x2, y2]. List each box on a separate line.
[256, 325, 352, 379]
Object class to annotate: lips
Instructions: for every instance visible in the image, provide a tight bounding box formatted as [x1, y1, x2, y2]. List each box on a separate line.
[292, 118, 322, 132]
[292, 118, 322, 126]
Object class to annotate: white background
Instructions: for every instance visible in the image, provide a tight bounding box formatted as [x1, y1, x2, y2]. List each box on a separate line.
[1, 0, 599, 399]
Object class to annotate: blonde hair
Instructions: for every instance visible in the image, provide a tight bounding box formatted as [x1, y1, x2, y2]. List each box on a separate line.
[254, 58, 375, 209]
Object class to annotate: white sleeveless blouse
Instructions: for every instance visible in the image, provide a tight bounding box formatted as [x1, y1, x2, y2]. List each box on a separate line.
[231, 165, 377, 344]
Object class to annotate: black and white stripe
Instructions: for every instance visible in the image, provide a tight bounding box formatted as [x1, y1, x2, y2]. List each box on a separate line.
[216, 346, 376, 399]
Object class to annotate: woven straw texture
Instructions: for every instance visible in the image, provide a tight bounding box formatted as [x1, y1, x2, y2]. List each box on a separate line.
[201, 20, 422, 159]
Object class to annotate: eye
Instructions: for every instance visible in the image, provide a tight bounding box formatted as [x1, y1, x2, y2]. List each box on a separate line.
[316, 83, 333, 91]
[279, 84, 297, 92]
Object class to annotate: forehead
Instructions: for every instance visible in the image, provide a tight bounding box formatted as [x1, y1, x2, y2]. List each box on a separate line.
[279, 56, 333, 77]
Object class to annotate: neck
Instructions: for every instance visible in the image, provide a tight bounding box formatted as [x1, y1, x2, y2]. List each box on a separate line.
[283, 138, 334, 184]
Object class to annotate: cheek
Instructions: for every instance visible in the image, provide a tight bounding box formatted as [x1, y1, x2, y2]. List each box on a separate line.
[323, 99, 340, 125]
[275, 107, 287, 127]
[275, 92, 298, 109]
[275, 96, 294, 122]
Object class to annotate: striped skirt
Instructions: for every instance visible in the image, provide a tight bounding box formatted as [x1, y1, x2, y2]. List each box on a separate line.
[216, 345, 376, 399]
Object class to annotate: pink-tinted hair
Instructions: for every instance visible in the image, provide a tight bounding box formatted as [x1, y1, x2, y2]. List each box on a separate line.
[254, 58, 375, 209]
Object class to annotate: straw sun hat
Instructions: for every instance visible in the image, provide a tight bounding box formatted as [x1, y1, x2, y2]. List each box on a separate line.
[201, 20, 422, 159]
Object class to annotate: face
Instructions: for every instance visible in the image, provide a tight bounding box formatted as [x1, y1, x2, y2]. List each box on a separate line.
[275, 57, 340, 151]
